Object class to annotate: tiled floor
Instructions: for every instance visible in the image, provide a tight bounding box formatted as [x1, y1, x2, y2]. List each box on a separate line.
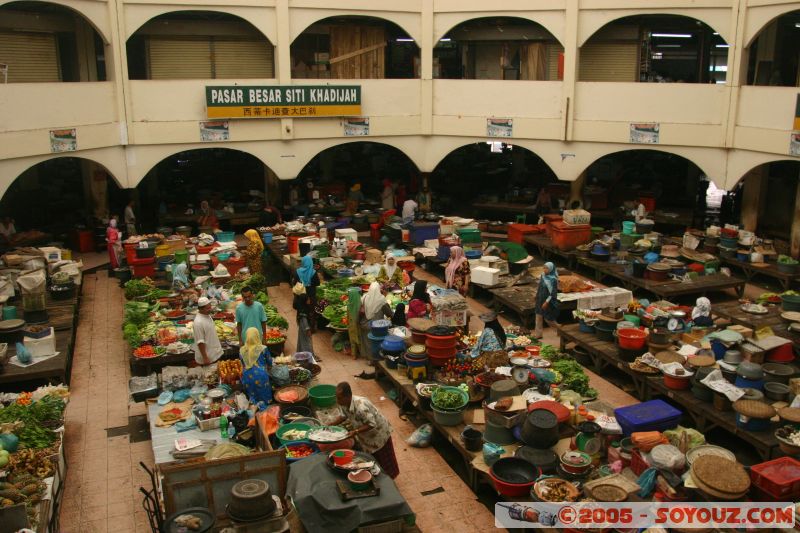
[58, 263, 641, 532]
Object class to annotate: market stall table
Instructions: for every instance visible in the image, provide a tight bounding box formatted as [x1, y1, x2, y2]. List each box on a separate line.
[286, 452, 414, 533]
[160, 210, 261, 231]
[0, 285, 81, 389]
[555, 323, 781, 461]
[129, 345, 240, 376]
[555, 323, 650, 400]
[718, 257, 800, 291]
[577, 257, 746, 299]
[712, 300, 800, 348]
[523, 233, 579, 269]
[147, 400, 227, 465]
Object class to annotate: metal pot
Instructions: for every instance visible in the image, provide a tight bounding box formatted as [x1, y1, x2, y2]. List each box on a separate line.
[737, 361, 764, 380]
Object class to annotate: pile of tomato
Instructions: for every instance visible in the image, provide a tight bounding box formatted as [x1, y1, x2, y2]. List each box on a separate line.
[285, 443, 315, 459]
[134, 345, 159, 358]
[265, 328, 286, 344]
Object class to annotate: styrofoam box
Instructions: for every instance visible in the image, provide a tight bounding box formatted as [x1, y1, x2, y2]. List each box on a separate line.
[334, 228, 358, 241]
[424, 239, 440, 250]
[563, 209, 592, 226]
[480, 256, 509, 274]
[24, 328, 56, 357]
[472, 266, 500, 286]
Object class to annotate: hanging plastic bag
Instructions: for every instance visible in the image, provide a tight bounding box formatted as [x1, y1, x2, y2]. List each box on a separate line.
[15, 342, 31, 364]
[407, 424, 433, 448]
[648, 444, 685, 471]
[637, 467, 658, 498]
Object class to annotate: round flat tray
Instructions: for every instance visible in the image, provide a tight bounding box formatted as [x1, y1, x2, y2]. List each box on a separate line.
[165, 507, 215, 533]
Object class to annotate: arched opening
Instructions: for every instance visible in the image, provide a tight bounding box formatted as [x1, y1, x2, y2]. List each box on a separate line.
[126, 11, 274, 80]
[0, 1, 107, 82]
[580, 149, 713, 230]
[0, 157, 123, 250]
[731, 161, 800, 253]
[745, 10, 800, 86]
[431, 142, 559, 218]
[136, 148, 280, 231]
[434, 17, 563, 80]
[294, 142, 419, 214]
[579, 15, 727, 83]
[290, 16, 420, 79]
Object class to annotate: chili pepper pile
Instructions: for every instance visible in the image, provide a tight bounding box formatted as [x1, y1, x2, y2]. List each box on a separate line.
[133, 345, 159, 358]
[284, 443, 314, 459]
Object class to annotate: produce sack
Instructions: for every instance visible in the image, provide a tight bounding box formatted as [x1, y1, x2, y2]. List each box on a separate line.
[647, 444, 685, 471]
[16, 269, 46, 295]
[407, 424, 433, 448]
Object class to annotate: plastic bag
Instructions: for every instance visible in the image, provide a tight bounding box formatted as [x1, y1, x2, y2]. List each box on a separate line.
[637, 467, 658, 498]
[648, 444, 685, 471]
[407, 424, 433, 448]
[15, 342, 31, 364]
[172, 388, 192, 402]
[664, 426, 705, 451]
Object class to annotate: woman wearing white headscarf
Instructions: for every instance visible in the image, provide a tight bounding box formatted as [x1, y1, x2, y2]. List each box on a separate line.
[376, 255, 404, 289]
[359, 282, 392, 366]
[172, 263, 190, 291]
[691, 297, 714, 327]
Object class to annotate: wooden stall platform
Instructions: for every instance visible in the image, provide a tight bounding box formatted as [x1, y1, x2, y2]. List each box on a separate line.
[712, 301, 800, 347]
[0, 283, 81, 388]
[719, 257, 800, 291]
[523, 234, 578, 269]
[556, 323, 780, 461]
[576, 257, 746, 300]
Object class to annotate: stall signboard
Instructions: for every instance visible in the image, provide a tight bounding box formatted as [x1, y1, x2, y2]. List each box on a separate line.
[630, 123, 659, 144]
[343, 117, 369, 136]
[205, 85, 361, 119]
[199, 120, 229, 142]
[487, 118, 513, 137]
[50, 128, 77, 152]
[794, 94, 800, 131]
[791, 131, 800, 157]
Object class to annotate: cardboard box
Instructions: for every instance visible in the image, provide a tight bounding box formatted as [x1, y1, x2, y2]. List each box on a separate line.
[431, 309, 467, 326]
[424, 239, 439, 250]
[334, 228, 358, 241]
[563, 209, 591, 226]
[727, 324, 753, 339]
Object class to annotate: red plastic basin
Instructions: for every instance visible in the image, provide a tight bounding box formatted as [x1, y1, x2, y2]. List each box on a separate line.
[617, 328, 647, 350]
[426, 334, 457, 349]
[663, 373, 691, 390]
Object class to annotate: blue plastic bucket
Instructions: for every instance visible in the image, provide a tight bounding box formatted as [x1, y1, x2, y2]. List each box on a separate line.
[735, 376, 764, 391]
[578, 320, 595, 334]
[2, 306, 16, 320]
[370, 319, 391, 337]
[262, 232, 273, 244]
[367, 333, 386, 359]
[736, 413, 771, 432]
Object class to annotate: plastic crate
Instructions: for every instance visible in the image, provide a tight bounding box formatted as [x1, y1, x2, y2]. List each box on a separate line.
[750, 457, 800, 499]
[550, 221, 592, 252]
[614, 400, 682, 436]
[411, 223, 440, 245]
[507, 223, 543, 244]
[456, 228, 482, 244]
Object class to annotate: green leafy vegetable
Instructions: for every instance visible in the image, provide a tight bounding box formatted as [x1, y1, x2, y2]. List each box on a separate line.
[123, 279, 153, 300]
[431, 387, 467, 411]
[265, 304, 288, 329]
[551, 359, 595, 397]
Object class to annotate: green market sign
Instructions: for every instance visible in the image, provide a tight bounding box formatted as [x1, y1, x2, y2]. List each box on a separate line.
[206, 85, 361, 119]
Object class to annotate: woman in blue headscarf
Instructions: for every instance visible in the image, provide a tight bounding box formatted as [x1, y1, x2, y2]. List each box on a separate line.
[172, 263, 190, 291]
[534, 262, 559, 339]
[293, 255, 320, 332]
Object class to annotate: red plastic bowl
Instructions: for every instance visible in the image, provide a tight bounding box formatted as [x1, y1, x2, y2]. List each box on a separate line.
[489, 462, 542, 497]
[426, 334, 458, 349]
[527, 400, 571, 423]
[617, 328, 647, 350]
[331, 449, 355, 466]
[663, 373, 691, 390]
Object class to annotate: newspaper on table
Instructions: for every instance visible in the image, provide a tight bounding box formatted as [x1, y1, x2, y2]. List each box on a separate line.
[430, 288, 468, 311]
[700, 368, 745, 401]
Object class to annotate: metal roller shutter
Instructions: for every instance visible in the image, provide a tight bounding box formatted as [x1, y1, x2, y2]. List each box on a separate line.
[578, 42, 638, 82]
[148, 37, 212, 79]
[214, 39, 274, 78]
[0, 31, 60, 83]
[546, 43, 564, 81]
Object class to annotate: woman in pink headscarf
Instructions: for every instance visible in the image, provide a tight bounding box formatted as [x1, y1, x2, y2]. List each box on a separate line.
[106, 218, 122, 269]
[444, 246, 470, 296]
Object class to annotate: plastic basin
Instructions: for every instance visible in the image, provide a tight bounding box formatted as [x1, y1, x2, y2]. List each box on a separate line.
[276, 423, 311, 445]
[309, 384, 337, 407]
[617, 328, 647, 350]
[432, 405, 464, 426]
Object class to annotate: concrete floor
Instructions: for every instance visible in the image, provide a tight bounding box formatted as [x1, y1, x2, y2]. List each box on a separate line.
[57, 248, 779, 532]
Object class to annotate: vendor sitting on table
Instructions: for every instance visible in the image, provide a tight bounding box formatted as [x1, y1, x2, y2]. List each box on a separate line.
[376, 255, 404, 289]
[406, 280, 431, 319]
[471, 312, 507, 357]
[332, 382, 399, 479]
[691, 297, 714, 327]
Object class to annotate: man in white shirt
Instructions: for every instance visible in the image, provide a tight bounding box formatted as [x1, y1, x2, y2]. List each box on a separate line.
[193, 297, 224, 366]
[401, 198, 417, 225]
[124, 200, 137, 236]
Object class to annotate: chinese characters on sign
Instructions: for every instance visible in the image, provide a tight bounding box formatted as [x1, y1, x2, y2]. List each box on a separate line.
[205, 85, 361, 119]
[50, 129, 77, 153]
